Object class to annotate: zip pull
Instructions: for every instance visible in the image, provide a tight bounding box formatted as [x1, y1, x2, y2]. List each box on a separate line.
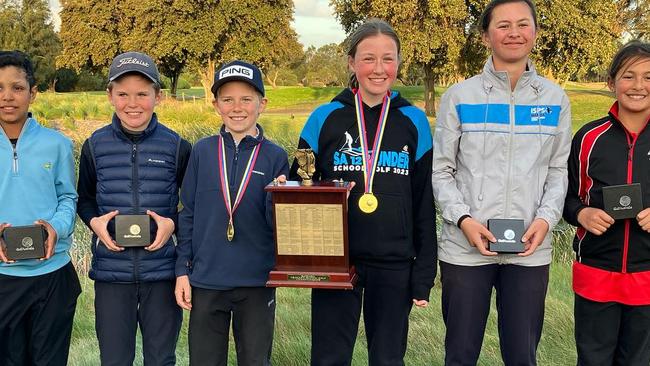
[131, 144, 137, 163]
[12, 147, 18, 173]
[628, 143, 633, 161]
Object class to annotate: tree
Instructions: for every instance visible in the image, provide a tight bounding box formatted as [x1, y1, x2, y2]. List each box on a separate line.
[0, 0, 60, 91]
[189, 0, 301, 102]
[535, 0, 619, 84]
[302, 44, 348, 87]
[58, 0, 225, 96]
[616, 0, 649, 40]
[331, 0, 467, 116]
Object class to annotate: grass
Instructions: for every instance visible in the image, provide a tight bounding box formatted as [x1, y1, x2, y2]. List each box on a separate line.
[32, 83, 614, 365]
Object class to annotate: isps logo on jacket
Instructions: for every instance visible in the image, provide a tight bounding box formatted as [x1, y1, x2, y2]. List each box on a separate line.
[332, 131, 410, 176]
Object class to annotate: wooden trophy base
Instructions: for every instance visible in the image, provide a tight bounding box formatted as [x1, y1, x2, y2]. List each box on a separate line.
[267, 266, 357, 290]
[265, 180, 356, 290]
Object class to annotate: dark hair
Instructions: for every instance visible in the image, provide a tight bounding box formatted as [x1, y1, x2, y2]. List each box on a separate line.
[608, 40, 650, 81]
[479, 0, 538, 33]
[0, 50, 36, 88]
[346, 18, 401, 89]
[106, 71, 161, 93]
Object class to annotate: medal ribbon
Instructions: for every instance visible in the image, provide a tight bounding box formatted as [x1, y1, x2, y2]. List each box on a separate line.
[354, 90, 391, 194]
[217, 135, 262, 226]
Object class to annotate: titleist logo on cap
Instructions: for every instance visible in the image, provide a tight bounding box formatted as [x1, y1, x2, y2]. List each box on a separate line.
[220, 65, 253, 80]
[117, 57, 150, 68]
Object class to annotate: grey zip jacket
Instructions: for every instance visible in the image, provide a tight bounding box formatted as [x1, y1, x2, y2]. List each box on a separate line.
[432, 57, 572, 266]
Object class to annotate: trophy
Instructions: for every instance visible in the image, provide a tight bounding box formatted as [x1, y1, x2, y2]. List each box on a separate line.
[265, 149, 357, 289]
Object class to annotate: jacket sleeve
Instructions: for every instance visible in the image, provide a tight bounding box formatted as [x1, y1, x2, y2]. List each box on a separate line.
[172, 138, 192, 233]
[49, 136, 78, 241]
[411, 147, 437, 301]
[563, 127, 587, 226]
[432, 88, 471, 225]
[534, 93, 572, 228]
[77, 139, 99, 228]
[176, 144, 199, 277]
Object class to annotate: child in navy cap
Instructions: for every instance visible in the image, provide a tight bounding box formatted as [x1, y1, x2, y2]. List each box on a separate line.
[175, 60, 288, 365]
[77, 51, 192, 365]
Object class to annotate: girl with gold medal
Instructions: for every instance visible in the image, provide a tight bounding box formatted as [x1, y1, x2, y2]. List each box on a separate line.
[290, 19, 437, 365]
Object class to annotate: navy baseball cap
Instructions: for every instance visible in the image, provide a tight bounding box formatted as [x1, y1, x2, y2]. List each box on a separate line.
[108, 51, 160, 85]
[211, 60, 265, 97]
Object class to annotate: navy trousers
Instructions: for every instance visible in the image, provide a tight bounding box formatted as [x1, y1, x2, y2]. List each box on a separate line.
[94, 280, 182, 366]
[575, 294, 650, 366]
[440, 261, 549, 366]
[310, 263, 413, 366]
[0, 262, 81, 366]
[188, 286, 276, 366]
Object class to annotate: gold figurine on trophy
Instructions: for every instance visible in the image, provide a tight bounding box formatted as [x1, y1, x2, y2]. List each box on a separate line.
[295, 148, 316, 185]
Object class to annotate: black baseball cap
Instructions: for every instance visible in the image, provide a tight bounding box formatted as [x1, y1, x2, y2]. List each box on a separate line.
[108, 51, 160, 85]
[211, 60, 265, 97]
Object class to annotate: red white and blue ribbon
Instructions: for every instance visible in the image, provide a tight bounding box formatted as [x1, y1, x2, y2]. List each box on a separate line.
[217, 135, 262, 239]
[354, 90, 391, 195]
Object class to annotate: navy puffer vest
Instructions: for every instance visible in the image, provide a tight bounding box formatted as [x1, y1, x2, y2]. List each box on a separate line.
[89, 113, 180, 283]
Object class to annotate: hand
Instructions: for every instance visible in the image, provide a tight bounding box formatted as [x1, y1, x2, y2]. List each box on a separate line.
[0, 223, 14, 263]
[460, 218, 497, 256]
[413, 299, 428, 308]
[35, 219, 58, 260]
[275, 174, 287, 184]
[577, 207, 614, 235]
[519, 218, 549, 257]
[146, 210, 175, 251]
[637, 208, 650, 233]
[90, 210, 123, 252]
[175, 275, 192, 310]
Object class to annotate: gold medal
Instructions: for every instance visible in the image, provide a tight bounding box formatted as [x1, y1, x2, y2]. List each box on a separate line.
[358, 193, 378, 214]
[227, 221, 235, 242]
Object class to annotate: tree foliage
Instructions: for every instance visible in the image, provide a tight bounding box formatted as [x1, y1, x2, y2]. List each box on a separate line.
[534, 0, 619, 84]
[301, 44, 348, 87]
[0, 0, 60, 91]
[331, 0, 467, 116]
[58, 0, 299, 97]
[616, 0, 649, 40]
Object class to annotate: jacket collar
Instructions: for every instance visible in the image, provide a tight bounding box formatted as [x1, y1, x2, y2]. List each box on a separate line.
[482, 56, 540, 93]
[219, 123, 265, 149]
[110, 112, 159, 141]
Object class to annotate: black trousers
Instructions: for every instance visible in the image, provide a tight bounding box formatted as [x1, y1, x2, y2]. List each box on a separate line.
[440, 262, 549, 366]
[575, 294, 650, 366]
[188, 286, 276, 366]
[311, 263, 413, 366]
[0, 262, 81, 366]
[94, 280, 182, 366]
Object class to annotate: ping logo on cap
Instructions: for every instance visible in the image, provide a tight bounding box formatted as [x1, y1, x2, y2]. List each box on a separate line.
[220, 65, 253, 80]
[117, 57, 150, 68]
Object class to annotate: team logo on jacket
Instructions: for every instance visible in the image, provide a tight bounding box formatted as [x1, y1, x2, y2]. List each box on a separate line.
[332, 131, 410, 176]
[531, 107, 553, 122]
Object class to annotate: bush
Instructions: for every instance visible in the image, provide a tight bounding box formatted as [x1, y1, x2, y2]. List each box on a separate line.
[75, 70, 106, 91]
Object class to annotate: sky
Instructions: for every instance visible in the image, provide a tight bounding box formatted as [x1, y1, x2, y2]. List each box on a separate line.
[47, 0, 347, 49]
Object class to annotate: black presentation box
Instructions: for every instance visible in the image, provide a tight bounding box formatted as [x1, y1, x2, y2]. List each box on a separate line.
[3, 225, 46, 260]
[487, 218, 525, 253]
[602, 183, 643, 220]
[115, 215, 151, 247]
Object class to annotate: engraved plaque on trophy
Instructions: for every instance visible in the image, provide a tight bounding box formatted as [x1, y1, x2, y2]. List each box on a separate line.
[265, 149, 357, 289]
[115, 215, 151, 247]
[2, 225, 46, 260]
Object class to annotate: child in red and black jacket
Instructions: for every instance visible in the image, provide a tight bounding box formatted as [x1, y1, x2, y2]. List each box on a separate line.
[564, 41, 650, 366]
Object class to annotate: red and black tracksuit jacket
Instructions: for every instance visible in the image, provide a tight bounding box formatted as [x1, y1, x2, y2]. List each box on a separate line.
[564, 102, 650, 305]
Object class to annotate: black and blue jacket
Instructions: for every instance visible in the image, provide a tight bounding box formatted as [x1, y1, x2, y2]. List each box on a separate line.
[176, 125, 289, 289]
[77, 113, 191, 283]
[289, 88, 437, 300]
